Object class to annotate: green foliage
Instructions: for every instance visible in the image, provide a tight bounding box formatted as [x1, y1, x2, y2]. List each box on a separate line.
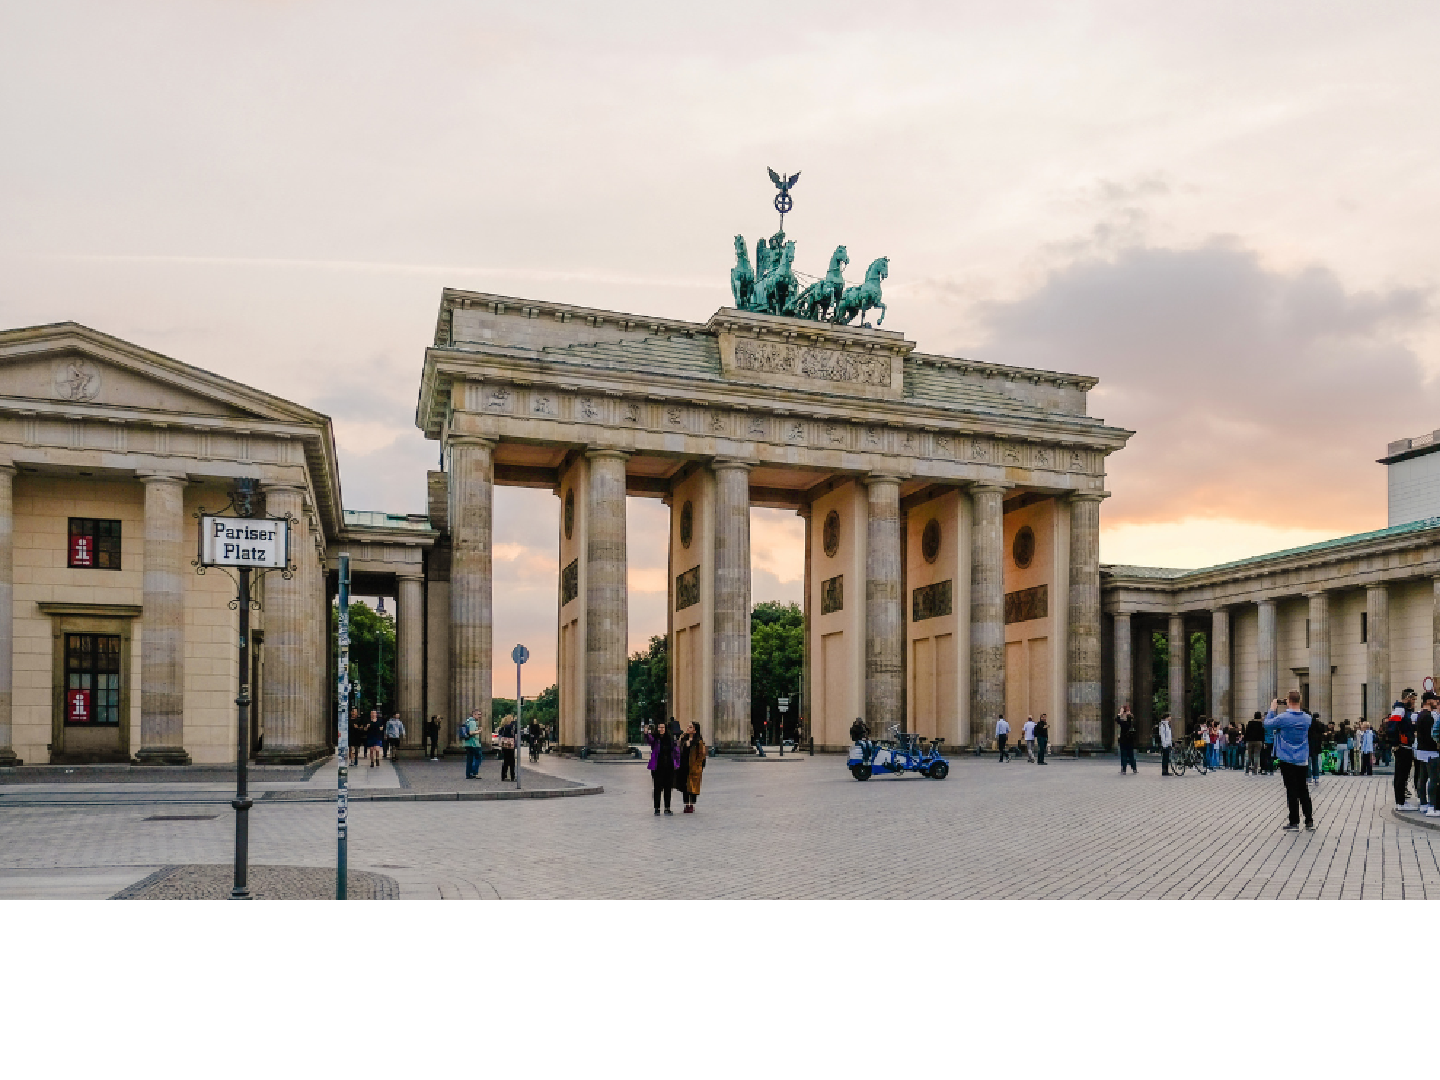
[329, 600, 395, 716]
[627, 635, 669, 742]
[526, 684, 559, 729]
[1148, 628, 1211, 724]
[1188, 631, 1208, 721]
[751, 601, 803, 725]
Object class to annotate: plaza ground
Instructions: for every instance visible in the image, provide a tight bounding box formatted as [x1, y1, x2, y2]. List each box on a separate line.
[2, 752, 1437, 899]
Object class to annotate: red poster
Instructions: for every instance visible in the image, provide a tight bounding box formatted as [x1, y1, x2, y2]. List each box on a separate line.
[69, 534, 93, 567]
[67, 689, 91, 723]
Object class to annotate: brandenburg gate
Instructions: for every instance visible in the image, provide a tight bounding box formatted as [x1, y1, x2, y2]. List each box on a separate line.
[417, 284, 1132, 753]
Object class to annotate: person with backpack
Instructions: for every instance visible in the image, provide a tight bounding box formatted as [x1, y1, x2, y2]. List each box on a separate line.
[1388, 689, 1419, 811]
[460, 708, 483, 779]
[1034, 714, 1049, 764]
[1265, 691, 1315, 831]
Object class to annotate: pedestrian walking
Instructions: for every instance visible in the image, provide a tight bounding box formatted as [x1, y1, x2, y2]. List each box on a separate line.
[646, 719, 679, 815]
[1244, 712, 1265, 775]
[679, 722, 706, 813]
[460, 709, 483, 779]
[995, 716, 1010, 762]
[1159, 714, 1173, 775]
[1116, 707, 1138, 774]
[1388, 689, 1419, 811]
[1265, 691, 1315, 831]
[1035, 714, 1049, 764]
[1023, 716, 1037, 762]
[752, 715, 767, 757]
[423, 714, 441, 760]
[364, 709, 385, 766]
[384, 712, 404, 759]
[348, 707, 363, 767]
[498, 715, 518, 782]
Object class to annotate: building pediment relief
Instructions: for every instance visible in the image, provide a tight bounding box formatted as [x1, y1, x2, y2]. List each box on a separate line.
[0, 324, 328, 428]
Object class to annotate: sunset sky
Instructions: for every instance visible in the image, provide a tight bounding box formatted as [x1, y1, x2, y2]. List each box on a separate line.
[4, 1, 1437, 691]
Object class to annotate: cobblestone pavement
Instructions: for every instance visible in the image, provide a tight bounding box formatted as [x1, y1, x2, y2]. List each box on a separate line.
[111, 864, 398, 900]
[3, 754, 1439, 899]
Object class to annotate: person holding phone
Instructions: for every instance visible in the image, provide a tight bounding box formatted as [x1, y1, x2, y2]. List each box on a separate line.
[1265, 691, 1315, 831]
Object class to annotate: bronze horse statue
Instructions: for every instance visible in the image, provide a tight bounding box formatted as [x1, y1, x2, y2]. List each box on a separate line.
[750, 239, 798, 315]
[832, 256, 888, 328]
[794, 244, 849, 321]
[730, 235, 755, 309]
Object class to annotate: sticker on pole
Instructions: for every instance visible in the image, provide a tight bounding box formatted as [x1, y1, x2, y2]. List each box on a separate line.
[200, 515, 290, 568]
[512, 644, 530, 665]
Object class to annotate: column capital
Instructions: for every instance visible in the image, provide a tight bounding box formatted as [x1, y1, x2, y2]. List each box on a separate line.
[396, 568, 426, 583]
[863, 472, 906, 487]
[447, 435, 495, 450]
[968, 481, 1012, 496]
[136, 471, 188, 485]
[1305, 589, 1330, 600]
[262, 481, 307, 496]
[0, 463, 17, 479]
[1067, 491, 1107, 504]
[585, 447, 630, 463]
[711, 458, 752, 473]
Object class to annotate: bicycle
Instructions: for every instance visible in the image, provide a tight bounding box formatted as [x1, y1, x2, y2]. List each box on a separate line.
[1171, 741, 1208, 776]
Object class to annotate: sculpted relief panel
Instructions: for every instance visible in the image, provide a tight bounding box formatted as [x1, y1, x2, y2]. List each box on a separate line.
[732, 338, 891, 388]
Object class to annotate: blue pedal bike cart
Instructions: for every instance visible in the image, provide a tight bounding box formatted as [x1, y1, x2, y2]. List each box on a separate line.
[848, 725, 950, 780]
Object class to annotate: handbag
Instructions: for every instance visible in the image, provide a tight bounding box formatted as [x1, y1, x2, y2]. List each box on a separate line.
[501, 737, 516, 750]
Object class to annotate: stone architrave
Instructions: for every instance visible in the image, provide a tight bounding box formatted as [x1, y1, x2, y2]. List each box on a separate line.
[1307, 591, 1331, 722]
[1256, 599, 1278, 711]
[585, 449, 629, 751]
[865, 475, 903, 735]
[1367, 586, 1388, 721]
[1211, 607, 1231, 724]
[0, 465, 15, 766]
[969, 483, 1007, 745]
[397, 571, 425, 753]
[712, 460, 751, 750]
[1168, 614, 1185, 725]
[449, 437, 494, 748]
[1067, 493, 1103, 746]
[135, 473, 190, 765]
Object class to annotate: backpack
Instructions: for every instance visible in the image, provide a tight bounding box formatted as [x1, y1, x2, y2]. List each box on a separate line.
[459, 718, 475, 741]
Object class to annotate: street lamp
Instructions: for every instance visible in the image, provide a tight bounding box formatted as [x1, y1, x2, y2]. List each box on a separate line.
[376, 596, 386, 716]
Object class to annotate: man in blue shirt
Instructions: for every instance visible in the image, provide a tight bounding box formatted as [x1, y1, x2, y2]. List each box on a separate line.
[1265, 690, 1315, 832]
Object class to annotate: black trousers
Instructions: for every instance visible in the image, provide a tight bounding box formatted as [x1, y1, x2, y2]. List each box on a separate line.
[424, 732, 440, 757]
[997, 734, 1008, 761]
[1395, 748, 1414, 807]
[1036, 737, 1047, 764]
[652, 770, 674, 810]
[1278, 760, 1313, 826]
[1161, 747, 1171, 775]
[500, 748, 516, 781]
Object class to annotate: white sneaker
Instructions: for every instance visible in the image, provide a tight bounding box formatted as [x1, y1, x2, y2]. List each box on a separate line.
[1398, 804, 1420, 812]
[1422, 805, 1434, 812]
[1426, 809, 1440, 818]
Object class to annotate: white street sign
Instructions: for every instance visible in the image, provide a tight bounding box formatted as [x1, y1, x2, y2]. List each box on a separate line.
[200, 515, 289, 568]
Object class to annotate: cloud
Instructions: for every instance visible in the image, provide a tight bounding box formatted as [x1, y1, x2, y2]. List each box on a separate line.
[976, 241, 1434, 531]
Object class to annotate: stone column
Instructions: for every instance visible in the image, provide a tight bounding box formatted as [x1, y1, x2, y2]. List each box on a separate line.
[1211, 607, 1231, 723]
[449, 437, 494, 747]
[1113, 613, 1133, 718]
[969, 483, 1006, 746]
[1135, 622, 1153, 743]
[865, 475, 903, 735]
[397, 570, 425, 754]
[712, 460, 752, 751]
[800, 504, 812, 745]
[1256, 598, 1278, 711]
[1067, 494, 1103, 746]
[0, 465, 16, 766]
[135, 473, 190, 765]
[1307, 591, 1331, 721]
[585, 449, 629, 751]
[1168, 614, 1185, 726]
[1367, 585, 1389, 721]
[258, 483, 313, 762]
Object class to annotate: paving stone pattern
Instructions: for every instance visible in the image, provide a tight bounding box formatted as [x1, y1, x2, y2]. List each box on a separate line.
[111, 864, 398, 900]
[5, 756, 1440, 899]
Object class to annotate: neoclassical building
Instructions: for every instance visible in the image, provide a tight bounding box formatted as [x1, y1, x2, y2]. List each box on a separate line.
[1101, 433, 1440, 745]
[0, 290, 1137, 764]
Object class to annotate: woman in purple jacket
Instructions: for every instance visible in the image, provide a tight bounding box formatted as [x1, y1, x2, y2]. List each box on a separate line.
[646, 719, 680, 816]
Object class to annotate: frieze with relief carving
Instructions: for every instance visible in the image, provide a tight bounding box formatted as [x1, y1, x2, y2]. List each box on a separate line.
[732, 338, 891, 387]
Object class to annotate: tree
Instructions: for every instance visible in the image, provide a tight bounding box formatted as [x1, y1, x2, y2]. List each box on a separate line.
[627, 635, 668, 742]
[751, 601, 803, 728]
[329, 600, 394, 717]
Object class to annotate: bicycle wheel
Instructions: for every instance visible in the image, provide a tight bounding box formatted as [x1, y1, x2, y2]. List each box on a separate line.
[1171, 752, 1186, 776]
[1194, 752, 1208, 775]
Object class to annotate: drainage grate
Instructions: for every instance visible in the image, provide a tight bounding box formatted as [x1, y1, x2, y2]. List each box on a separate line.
[143, 814, 219, 822]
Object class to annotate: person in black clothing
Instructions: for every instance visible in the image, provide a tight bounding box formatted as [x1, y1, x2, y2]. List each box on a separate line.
[1116, 707, 1138, 774]
[1389, 689, 1418, 810]
[1307, 712, 1325, 786]
[422, 714, 441, 760]
[1418, 693, 1440, 812]
[1035, 715, 1049, 764]
[498, 717, 518, 782]
[647, 720, 678, 815]
[1244, 713, 1265, 775]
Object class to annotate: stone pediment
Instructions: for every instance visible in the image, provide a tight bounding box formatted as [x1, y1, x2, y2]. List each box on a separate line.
[0, 323, 328, 428]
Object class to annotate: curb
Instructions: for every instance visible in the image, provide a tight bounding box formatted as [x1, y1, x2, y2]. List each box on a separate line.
[1391, 806, 1440, 830]
[0, 785, 604, 809]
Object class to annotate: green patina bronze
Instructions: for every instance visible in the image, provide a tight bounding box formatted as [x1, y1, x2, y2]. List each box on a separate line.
[731, 171, 889, 327]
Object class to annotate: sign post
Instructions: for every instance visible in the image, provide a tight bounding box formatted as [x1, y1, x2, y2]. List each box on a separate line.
[512, 644, 529, 790]
[336, 553, 351, 899]
[194, 479, 293, 901]
[777, 697, 789, 756]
